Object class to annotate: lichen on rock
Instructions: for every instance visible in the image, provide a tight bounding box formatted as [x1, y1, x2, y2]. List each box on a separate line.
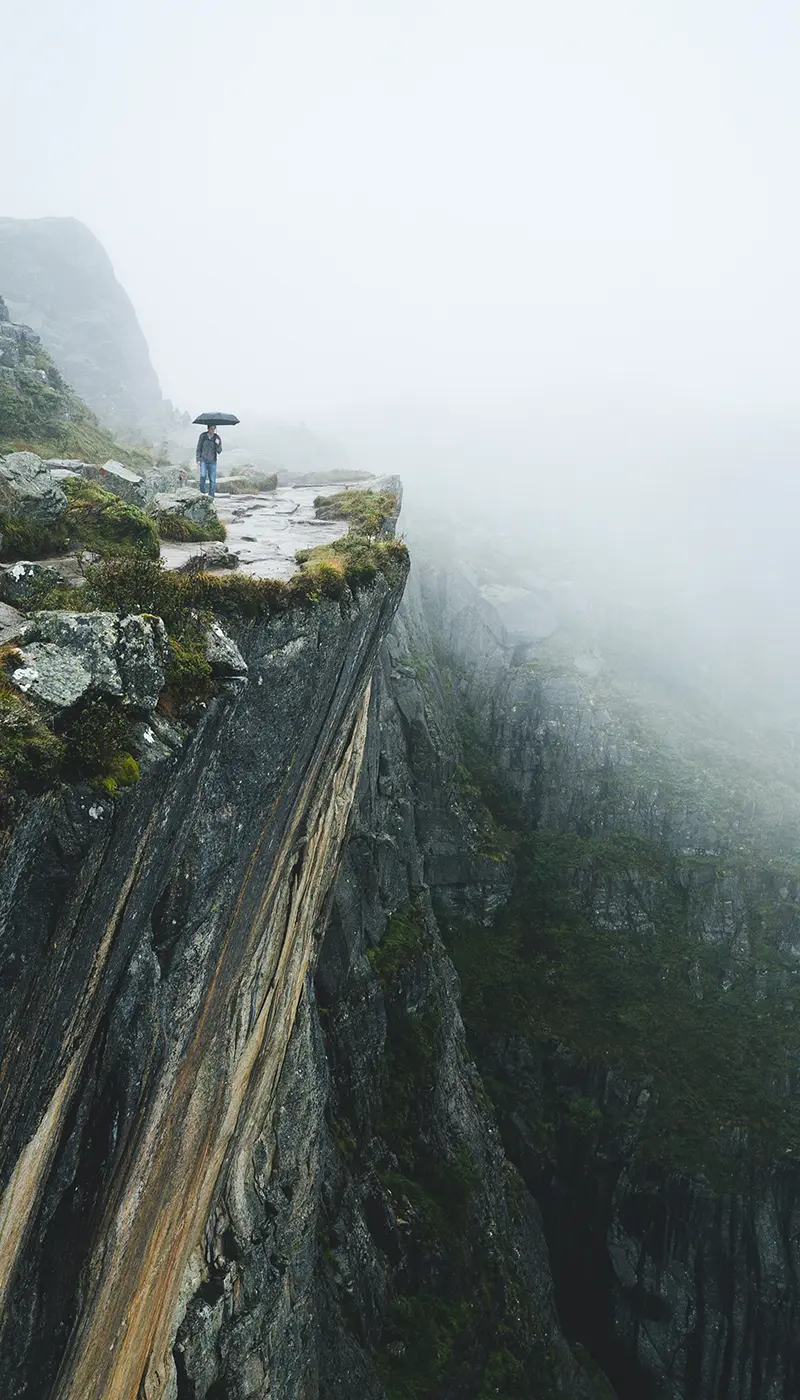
[11, 610, 170, 712]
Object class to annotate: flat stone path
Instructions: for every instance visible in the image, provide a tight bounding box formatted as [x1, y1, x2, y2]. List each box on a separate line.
[159, 482, 358, 579]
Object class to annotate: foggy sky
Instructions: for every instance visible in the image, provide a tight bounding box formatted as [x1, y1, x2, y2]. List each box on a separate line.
[5, 0, 800, 430]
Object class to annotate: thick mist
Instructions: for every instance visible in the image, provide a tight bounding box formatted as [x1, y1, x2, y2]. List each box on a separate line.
[5, 0, 800, 738]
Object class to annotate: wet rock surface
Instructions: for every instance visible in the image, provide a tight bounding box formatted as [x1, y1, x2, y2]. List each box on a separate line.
[78, 458, 147, 506]
[150, 486, 219, 528]
[0, 451, 67, 526]
[0, 571, 407, 1400]
[175, 541, 239, 572]
[0, 559, 61, 607]
[172, 574, 601, 1400]
[205, 620, 248, 676]
[0, 599, 24, 641]
[161, 477, 396, 578]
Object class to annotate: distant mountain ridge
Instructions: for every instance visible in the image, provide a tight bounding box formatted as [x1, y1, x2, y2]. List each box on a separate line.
[0, 217, 172, 439]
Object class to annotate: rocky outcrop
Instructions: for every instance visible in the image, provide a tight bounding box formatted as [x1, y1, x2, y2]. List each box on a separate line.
[0, 570, 406, 1400]
[176, 542, 239, 573]
[0, 452, 67, 526]
[11, 611, 171, 712]
[379, 557, 800, 1400]
[150, 487, 219, 528]
[172, 586, 601, 1400]
[0, 560, 62, 608]
[79, 459, 147, 507]
[0, 217, 171, 437]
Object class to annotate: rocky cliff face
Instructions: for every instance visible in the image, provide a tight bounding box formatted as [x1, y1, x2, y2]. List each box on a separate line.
[0, 218, 170, 438]
[0, 572, 405, 1400]
[375, 555, 800, 1400]
[5, 451, 798, 1398]
[170, 583, 603, 1400]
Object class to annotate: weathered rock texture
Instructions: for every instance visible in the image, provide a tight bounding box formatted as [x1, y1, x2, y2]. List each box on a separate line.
[0, 573, 405, 1400]
[387, 557, 800, 1400]
[150, 487, 219, 528]
[7, 517, 796, 1400]
[169, 578, 603, 1400]
[12, 610, 171, 712]
[0, 452, 67, 526]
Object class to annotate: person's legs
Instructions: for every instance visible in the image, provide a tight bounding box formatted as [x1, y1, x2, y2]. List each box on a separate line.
[199, 460, 208, 494]
[208, 458, 217, 498]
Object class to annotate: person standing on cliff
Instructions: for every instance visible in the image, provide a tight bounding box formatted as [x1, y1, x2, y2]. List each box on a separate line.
[196, 424, 222, 499]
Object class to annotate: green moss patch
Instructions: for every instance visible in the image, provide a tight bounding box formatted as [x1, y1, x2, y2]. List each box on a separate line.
[0, 478, 160, 563]
[63, 478, 160, 558]
[155, 513, 226, 543]
[59, 696, 141, 795]
[314, 488, 398, 537]
[296, 534, 408, 593]
[0, 675, 65, 813]
[369, 900, 428, 981]
[0, 513, 70, 562]
[0, 680, 144, 831]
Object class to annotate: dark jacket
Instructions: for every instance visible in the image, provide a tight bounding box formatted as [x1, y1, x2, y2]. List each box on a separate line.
[196, 431, 222, 463]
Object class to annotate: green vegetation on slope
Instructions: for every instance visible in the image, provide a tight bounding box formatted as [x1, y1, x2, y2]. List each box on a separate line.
[0, 354, 151, 471]
[298, 489, 405, 595]
[0, 477, 160, 561]
[0, 662, 141, 837]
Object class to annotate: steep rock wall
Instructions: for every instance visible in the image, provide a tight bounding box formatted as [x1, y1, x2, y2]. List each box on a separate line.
[0, 573, 404, 1400]
[402, 559, 800, 1400]
[0, 218, 169, 438]
[170, 582, 604, 1399]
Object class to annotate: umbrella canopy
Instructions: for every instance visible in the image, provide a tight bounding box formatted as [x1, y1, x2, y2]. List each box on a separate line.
[193, 412, 240, 426]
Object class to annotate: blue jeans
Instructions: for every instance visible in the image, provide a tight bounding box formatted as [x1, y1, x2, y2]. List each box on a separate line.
[199, 458, 217, 496]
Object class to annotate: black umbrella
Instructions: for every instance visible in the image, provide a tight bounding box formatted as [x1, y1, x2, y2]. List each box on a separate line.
[193, 412, 240, 425]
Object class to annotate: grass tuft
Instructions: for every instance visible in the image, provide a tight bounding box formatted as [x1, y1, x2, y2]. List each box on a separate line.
[155, 513, 227, 543]
[314, 488, 397, 537]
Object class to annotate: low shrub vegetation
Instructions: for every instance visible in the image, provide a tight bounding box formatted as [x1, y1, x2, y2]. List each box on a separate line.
[61, 696, 140, 795]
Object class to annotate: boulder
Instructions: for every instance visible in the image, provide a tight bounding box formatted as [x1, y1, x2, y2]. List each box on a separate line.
[0, 601, 24, 643]
[79, 460, 147, 508]
[205, 621, 248, 677]
[0, 453, 68, 526]
[150, 488, 218, 528]
[48, 468, 81, 483]
[175, 543, 239, 574]
[0, 560, 62, 607]
[11, 611, 170, 712]
[142, 465, 189, 498]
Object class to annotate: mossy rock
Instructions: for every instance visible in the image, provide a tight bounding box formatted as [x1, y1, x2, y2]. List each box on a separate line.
[63, 477, 160, 558]
[218, 473, 277, 494]
[313, 488, 398, 537]
[156, 514, 226, 544]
